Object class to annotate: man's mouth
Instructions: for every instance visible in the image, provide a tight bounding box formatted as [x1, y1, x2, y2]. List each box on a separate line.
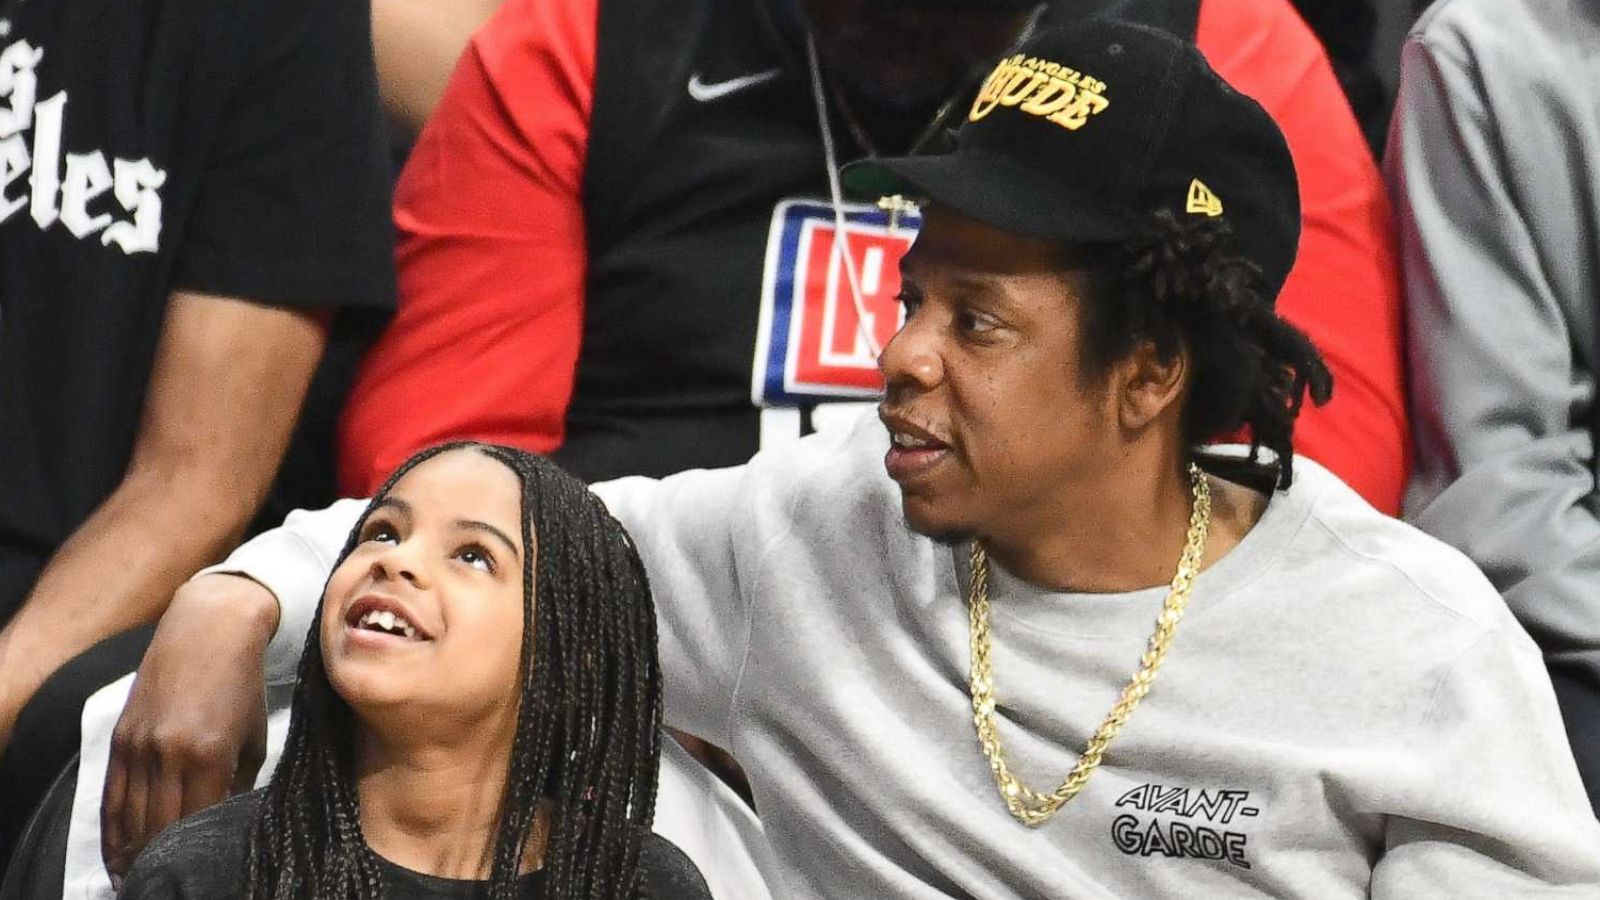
[881, 413, 953, 482]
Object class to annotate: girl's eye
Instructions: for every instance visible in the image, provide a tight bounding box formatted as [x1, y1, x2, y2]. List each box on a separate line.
[457, 544, 496, 574]
[364, 523, 399, 545]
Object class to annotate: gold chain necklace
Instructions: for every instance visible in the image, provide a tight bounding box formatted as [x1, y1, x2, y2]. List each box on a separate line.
[967, 463, 1212, 826]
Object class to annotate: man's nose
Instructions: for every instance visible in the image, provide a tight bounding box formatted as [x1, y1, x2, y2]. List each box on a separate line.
[879, 316, 943, 396]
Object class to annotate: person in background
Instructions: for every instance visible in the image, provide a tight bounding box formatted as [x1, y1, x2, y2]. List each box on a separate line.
[1388, 0, 1600, 811]
[371, 0, 503, 137]
[0, 0, 396, 871]
[1286, 0, 1391, 154]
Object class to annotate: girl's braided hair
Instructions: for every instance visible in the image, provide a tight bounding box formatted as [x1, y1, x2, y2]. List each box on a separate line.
[245, 441, 662, 900]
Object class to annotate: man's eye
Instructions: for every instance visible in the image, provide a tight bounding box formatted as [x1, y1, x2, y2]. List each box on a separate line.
[957, 308, 998, 334]
[457, 544, 496, 573]
[896, 291, 922, 316]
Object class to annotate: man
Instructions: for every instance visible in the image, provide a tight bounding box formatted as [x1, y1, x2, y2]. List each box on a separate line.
[1388, 0, 1600, 809]
[0, 0, 395, 868]
[119, 22, 1599, 897]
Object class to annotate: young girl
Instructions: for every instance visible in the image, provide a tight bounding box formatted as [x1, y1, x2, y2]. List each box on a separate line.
[120, 442, 705, 899]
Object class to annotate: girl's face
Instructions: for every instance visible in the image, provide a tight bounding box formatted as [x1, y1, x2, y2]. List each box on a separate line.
[321, 449, 530, 735]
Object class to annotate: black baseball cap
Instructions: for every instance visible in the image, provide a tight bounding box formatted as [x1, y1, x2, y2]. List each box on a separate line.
[843, 19, 1301, 296]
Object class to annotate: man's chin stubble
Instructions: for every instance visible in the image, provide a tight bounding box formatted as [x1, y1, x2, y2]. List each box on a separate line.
[902, 515, 974, 548]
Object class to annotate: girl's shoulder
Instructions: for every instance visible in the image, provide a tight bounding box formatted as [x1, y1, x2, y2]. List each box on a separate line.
[120, 791, 263, 900]
[638, 832, 712, 899]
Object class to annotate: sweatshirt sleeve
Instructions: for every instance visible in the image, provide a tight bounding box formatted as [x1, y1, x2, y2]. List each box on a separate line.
[1196, 0, 1410, 514]
[1387, 14, 1600, 791]
[194, 498, 368, 685]
[587, 421, 857, 749]
[591, 468, 772, 750]
[336, 0, 597, 496]
[1369, 627, 1600, 897]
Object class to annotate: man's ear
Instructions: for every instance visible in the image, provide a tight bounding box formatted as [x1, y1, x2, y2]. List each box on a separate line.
[1116, 339, 1188, 431]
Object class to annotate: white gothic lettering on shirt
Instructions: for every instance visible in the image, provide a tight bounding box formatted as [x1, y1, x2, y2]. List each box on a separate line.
[0, 27, 167, 255]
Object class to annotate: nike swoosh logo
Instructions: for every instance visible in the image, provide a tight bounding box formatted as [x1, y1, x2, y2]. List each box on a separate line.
[687, 68, 782, 102]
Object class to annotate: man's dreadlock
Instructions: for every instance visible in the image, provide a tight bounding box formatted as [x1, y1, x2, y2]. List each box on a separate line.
[1075, 210, 1334, 490]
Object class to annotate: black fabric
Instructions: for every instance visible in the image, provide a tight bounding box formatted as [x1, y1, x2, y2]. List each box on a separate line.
[0, 756, 76, 900]
[1553, 662, 1600, 814]
[118, 790, 711, 900]
[566, 0, 1199, 484]
[1286, 0, 1391, 156]
[0, 0, 396, 625]
[0, 625, 155, 876]
[844, 18, 1301, 294]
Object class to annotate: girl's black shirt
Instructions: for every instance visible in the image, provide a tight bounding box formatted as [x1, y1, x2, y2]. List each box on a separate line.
[120, 792, 710, 900]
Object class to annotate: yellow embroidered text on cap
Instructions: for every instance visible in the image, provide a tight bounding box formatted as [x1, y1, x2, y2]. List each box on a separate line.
[1186, 179, 1224, 217]
[969, 54, 1110, 131]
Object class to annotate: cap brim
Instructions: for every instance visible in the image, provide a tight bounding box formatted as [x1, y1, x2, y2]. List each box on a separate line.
[842, 150, 1139, 246]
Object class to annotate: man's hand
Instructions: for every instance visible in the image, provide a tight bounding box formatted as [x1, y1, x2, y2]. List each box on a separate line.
[101, 574, 279, 879]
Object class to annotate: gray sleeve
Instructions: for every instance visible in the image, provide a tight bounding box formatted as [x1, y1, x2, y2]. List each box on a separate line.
[197, 497, 369, 685]
[1368, 628, 1600, 897]
[589, 422, 847, 750]
[592, 465, 776, 751]
[1386, 17, 1600, 749]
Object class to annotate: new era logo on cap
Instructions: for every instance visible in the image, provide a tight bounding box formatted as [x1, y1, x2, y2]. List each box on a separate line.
[1186, 179, 1223, 217]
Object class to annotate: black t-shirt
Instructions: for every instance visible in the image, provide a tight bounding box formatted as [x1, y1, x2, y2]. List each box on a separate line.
[0, 0, 396, 621]
[121, 792, 712, 900]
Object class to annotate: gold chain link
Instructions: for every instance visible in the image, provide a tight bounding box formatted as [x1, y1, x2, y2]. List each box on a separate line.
[967, 463, 1212, 826]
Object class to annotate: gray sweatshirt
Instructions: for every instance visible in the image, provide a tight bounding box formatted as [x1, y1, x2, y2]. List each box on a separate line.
[1387, 0, 1600, 797]
[221, 416, 1599, 898]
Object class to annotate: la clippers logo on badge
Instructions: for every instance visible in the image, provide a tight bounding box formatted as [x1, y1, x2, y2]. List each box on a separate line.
[751, 199, 920, 407]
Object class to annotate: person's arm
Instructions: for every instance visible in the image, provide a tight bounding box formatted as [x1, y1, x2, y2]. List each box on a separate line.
[1369, 626, 1600, 896]
[96, 0, 397, 869]
[1387, 18, 1600, 799]
[0, 292, 325, 755]
[1196, 0, 1410, 514]
[372, 0, 503, 132]
[99, 498, 367, 877]
[337, 0, 597, 496]
[147, 459, 786, 752]
[592, 467, 781, 749]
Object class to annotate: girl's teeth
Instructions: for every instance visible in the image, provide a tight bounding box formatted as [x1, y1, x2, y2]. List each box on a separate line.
[357, 608, 417, 638]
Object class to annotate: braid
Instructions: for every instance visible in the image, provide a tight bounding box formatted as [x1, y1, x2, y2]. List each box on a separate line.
[1078, 210, 1333, 489]
[246, 442, 662, 900]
